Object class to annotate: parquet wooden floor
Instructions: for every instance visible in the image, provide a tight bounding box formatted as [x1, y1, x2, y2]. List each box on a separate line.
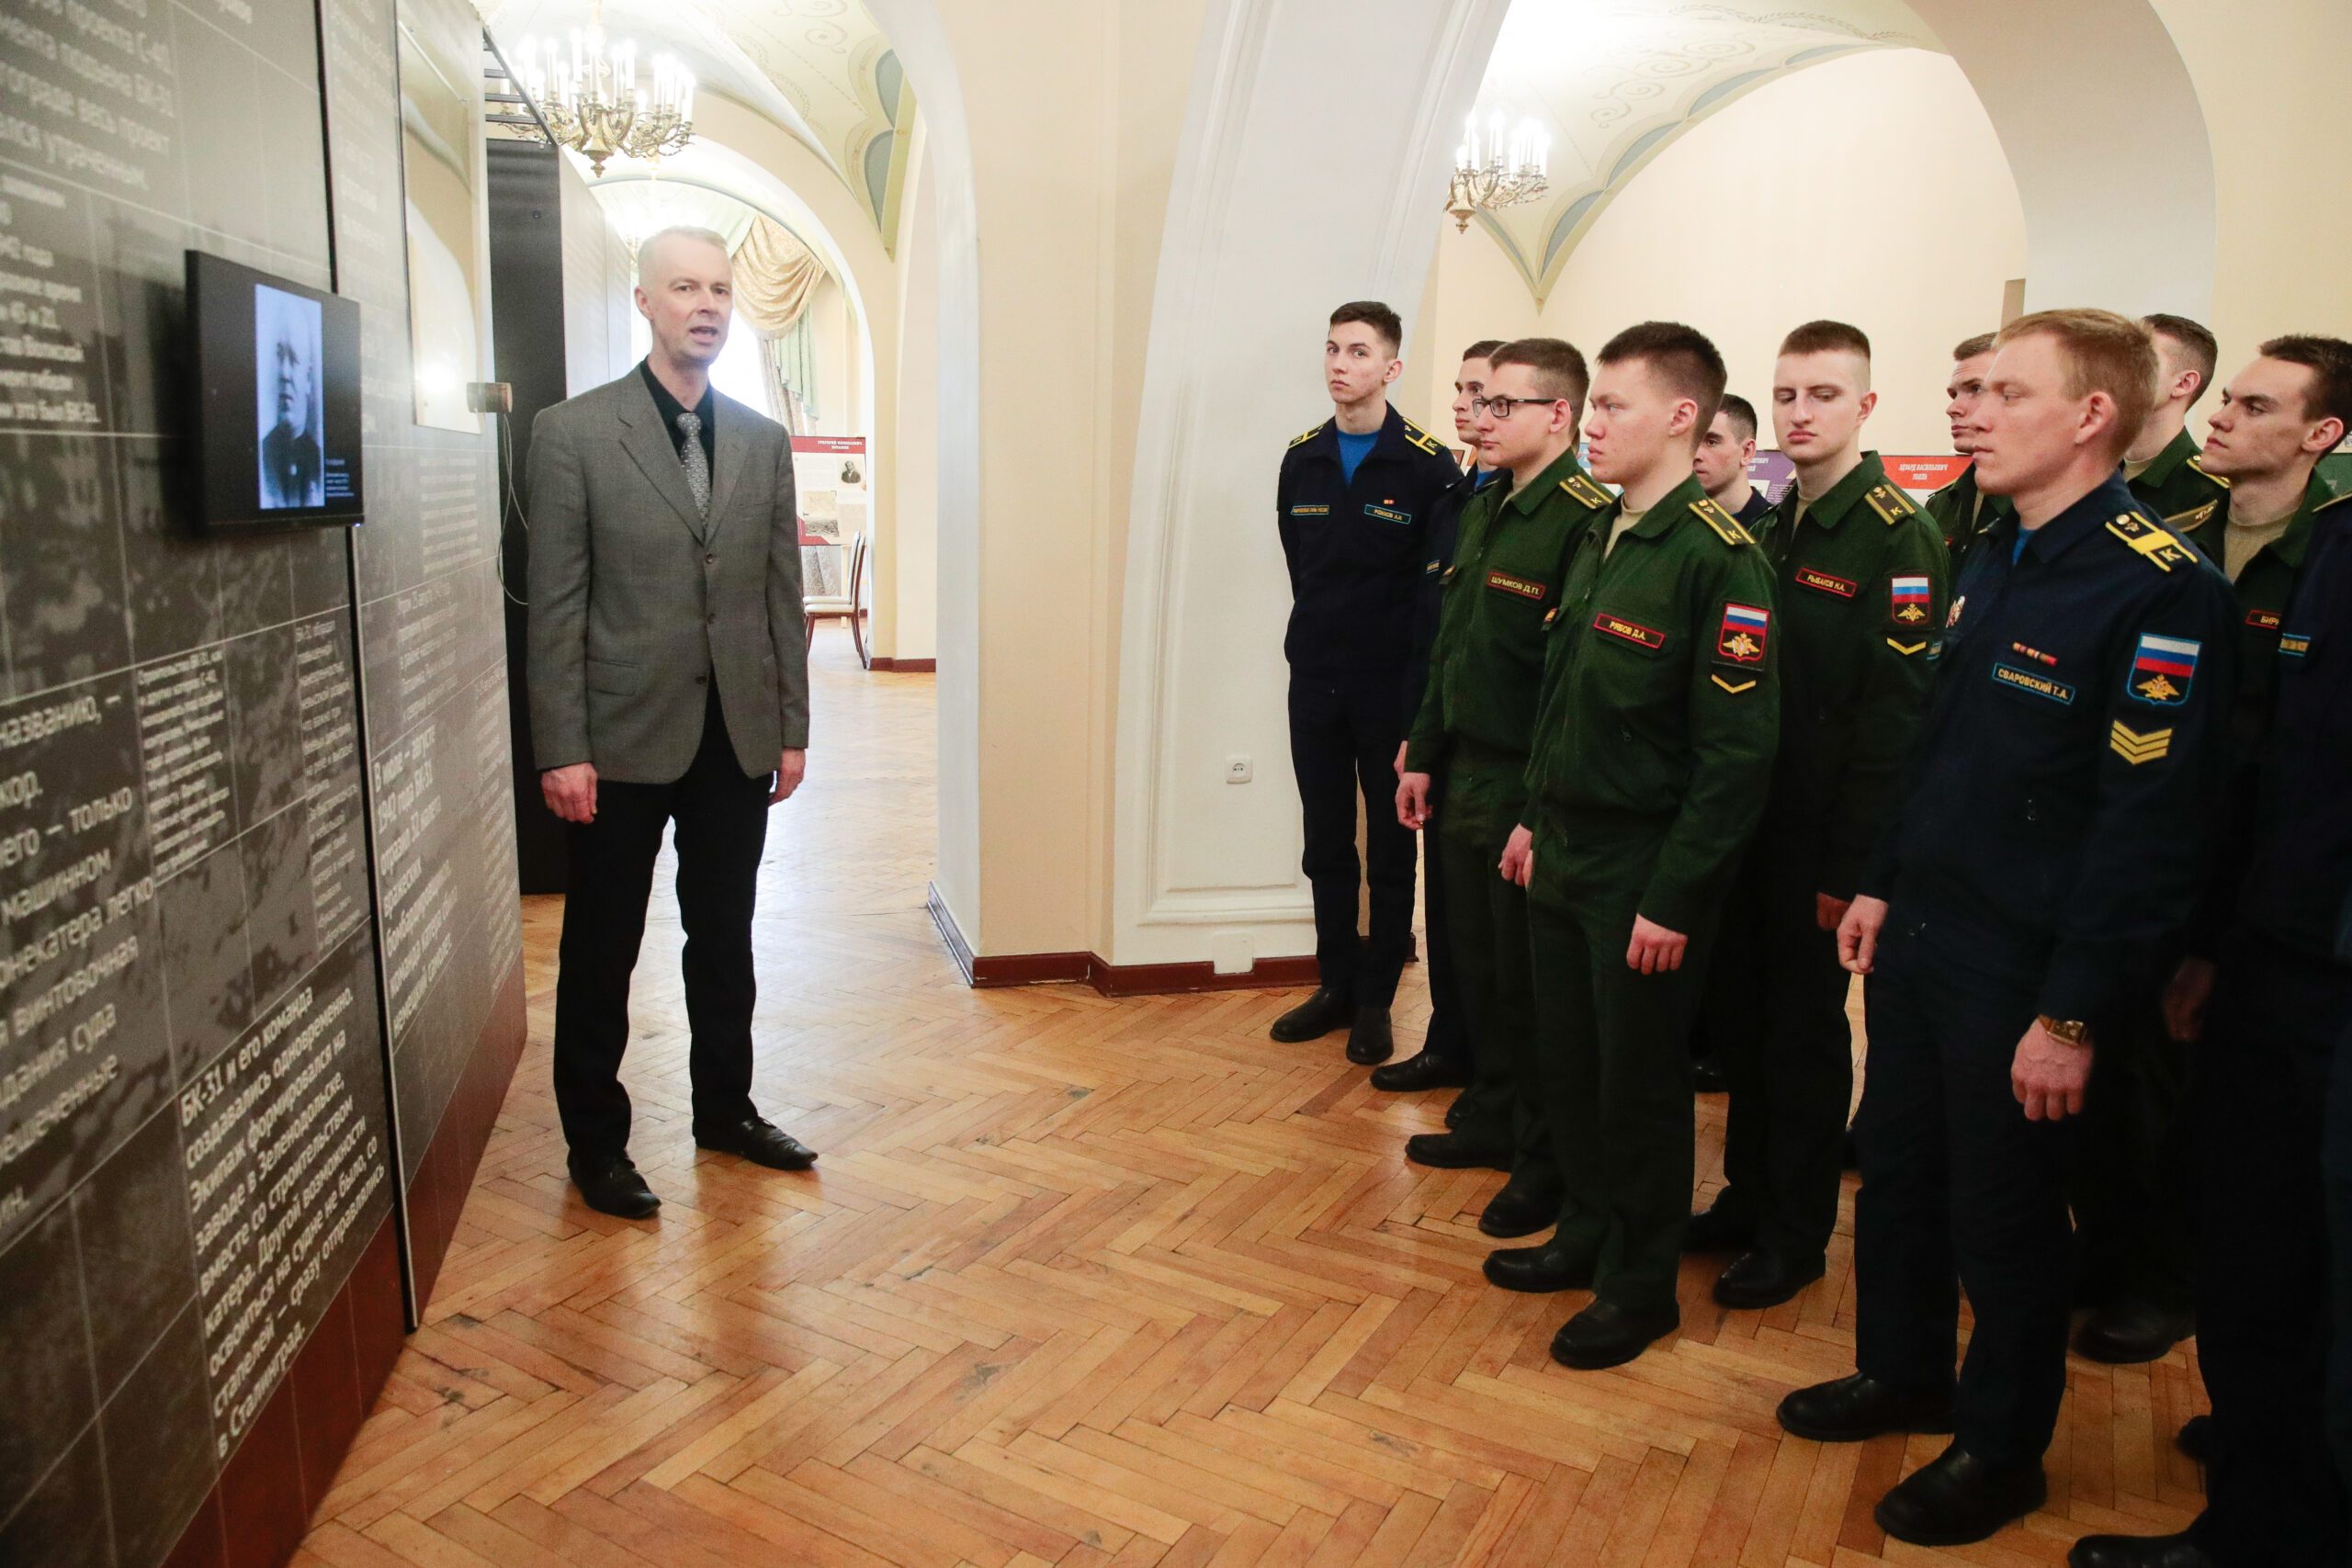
[297, 631, 2209, 1568]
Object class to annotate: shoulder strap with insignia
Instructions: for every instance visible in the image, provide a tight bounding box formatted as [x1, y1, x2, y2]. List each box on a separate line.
[1399, 417, 1443, 457]
[1558, 472, 1612, 511]
[1690, 493, 1755, 547]
[2163, 500, 2219, 532]
[2103, 513, 2198, 572]
[1287, 422, 1326, 450]
[1862, 481, 1920, 525]
[2188, 454, 2232, 490]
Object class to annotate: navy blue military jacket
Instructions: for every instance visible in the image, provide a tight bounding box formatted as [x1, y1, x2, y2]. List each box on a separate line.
[1864, 473, 2237, 1020]
[2233, 500, 2352, 964]
[1277, 404, 1464, 680]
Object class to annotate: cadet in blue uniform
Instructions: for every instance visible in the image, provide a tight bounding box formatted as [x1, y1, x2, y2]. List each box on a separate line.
[2070, 335, 2352, 1568]
[1780, 310, 2236, 1549]
[1375, 338, 1507, 1098]
[1272, 301, 1466, 1065]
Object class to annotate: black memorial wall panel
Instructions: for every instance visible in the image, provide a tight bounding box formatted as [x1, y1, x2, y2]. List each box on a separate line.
[0, 0, 400, 1562]
[322, 0, 523, 1276]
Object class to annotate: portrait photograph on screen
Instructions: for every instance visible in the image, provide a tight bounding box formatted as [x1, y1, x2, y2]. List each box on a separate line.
[187, 250, 365, 534]
[255, 283, 327, 510]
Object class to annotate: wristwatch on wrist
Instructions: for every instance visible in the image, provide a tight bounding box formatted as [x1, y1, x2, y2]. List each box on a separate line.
[2035, 1015, 2092, 1047]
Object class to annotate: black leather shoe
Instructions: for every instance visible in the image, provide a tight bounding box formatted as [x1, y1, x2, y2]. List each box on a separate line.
[1483, 1239, 1593, 1292]
[1478, 1180, 1561, 1239]
[1682, 1202, 1754, 1255]
[1443, 1092, 1466, 1130]
[694, 1115, 819, 1170]
[1405, 1131, 1510, 1171]
[2174, 1415, 2211, 1466]
[1344, 1007, 1395, 1066]
[1777, 1373, 1954, 1442]
[1370, 1050, 1472, 1093]
[2067, 1529, 2218, 1568]
[1713, 1248, 1826, 1310]
[569, 1153, 660, 1219]
[1271, 987, 1353, 1043]
[1551, 1299, 1679, 1370]
[2073, 1299, 2194, 1365]
[1691, 1055, 1727, 1094]
[1872, 1445, 2045, 1547]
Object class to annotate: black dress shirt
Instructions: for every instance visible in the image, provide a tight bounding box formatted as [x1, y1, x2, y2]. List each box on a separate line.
[639, 358, 716, 472]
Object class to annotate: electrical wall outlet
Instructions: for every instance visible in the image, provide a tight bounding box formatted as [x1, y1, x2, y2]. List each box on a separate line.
[1225, 754, 1252, 784]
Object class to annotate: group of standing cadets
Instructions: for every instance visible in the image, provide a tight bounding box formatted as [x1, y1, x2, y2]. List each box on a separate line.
[1272, 299, 2352, 1559]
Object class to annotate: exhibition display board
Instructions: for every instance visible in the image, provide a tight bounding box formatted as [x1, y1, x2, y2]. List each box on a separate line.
[0, 0, 525, 1562]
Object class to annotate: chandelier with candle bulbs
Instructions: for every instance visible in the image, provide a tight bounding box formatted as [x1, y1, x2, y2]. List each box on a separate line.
[513, 0, 695, 177]
[1446, 112, 1549, 231]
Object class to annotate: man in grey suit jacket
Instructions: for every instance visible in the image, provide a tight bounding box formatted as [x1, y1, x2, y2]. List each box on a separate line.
[527, 225, 818, 1218]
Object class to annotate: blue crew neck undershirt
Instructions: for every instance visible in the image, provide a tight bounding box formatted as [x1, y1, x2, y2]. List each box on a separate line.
[1336, 428, 1378, 484]
[2013, 526, 2030, 565]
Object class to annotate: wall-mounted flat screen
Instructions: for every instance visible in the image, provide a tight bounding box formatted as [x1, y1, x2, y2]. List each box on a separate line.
[187, 250, 365, 531]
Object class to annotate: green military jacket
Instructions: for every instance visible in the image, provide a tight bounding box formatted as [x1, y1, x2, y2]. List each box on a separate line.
[1925, 462, 2009, 570]
[1751, 454, 1951, 898]
[1520, 474, 1781, 929]
[1405, 446, 1614, 840]
[2128, 428, 2229, 542]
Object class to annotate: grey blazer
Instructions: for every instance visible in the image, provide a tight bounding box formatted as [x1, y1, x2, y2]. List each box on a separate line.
[526, 368, 809, 784]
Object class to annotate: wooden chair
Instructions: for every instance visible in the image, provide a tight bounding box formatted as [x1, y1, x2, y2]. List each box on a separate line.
[803, 528, 869, 668]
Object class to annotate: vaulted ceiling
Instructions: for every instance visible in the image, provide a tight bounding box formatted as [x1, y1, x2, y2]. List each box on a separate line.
[482, 0, 912, 236]
[1468, 0, 1942, 303]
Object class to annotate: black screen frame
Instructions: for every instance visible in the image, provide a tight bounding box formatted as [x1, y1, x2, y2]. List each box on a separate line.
[186, 249, 367, 534]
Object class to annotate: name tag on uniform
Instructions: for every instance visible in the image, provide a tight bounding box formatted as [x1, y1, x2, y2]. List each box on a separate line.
[1792, 566, 1857, 599]
[1486, 570, 1545, 602]
[1289, 503, 1329, 516]
[1992, 662, 2076, 705]
[1364, 503, 1411, 525]
[1593, 612, 1666, 650]
[2280, 631, 2312, 659]
[2245, 608, 2283, 633]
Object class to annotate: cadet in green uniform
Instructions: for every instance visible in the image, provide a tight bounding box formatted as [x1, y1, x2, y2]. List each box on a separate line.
[1488, 322, 1781, 1370]
[2123, 314, 2228, 539]
[1690, 321, 1950, 1312]
[1926, 333, 2009, 566]
[2074, 337, 2352, 1368]
[1396, 339, 1612, 1235]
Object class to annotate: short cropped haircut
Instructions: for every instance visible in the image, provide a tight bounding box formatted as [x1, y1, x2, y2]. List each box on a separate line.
[1952, 332, 1996, 362]
[1329, 300, 1404, 356]
[1597, 321, 1727, 434]
[1463, 338, 1506, 362]
[636, 224, 729, 281]
[2258, 333, 2352, 433]
[2142, 313, 2218, 406]
[1715, 393, 1758, 444]
[1780, 319, 1871, 362]
[1487, 337, 1590, 413]
[1996, 308, 2160, 463]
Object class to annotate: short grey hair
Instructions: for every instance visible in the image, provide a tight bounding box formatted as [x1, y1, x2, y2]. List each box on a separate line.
[635, 224, 730, 281]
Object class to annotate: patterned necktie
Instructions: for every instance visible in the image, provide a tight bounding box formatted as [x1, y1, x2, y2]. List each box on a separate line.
[675, 410, 710, 517]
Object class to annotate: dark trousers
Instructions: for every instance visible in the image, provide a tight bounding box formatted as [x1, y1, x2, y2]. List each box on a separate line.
[1851, 915, 2070, 1466]
[1287, 672, 1415, 1007]
[1416, 777, 1468, 1065]
[552, 689, 772, 1161]
[2072, 994, 2196, 1314]
[1690, 849, 1758, 1065]
[1527, 829, 1716, 1314]
[2329, 1005, 2352, 1500]
[1718, 837, 1854, 1262]
[2188, 936, 2349, 1566]
[1438, 823, 1555, 1192]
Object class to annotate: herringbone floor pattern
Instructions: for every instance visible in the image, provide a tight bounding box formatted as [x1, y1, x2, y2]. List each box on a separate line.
[297, 634, 2208, 1567]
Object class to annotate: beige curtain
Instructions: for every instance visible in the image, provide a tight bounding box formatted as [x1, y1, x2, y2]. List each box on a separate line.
[730, 216, 826, 337]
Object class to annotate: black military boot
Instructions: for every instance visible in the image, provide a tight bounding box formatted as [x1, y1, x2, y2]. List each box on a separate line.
[1271, 987, 1352, 1043]
[1344, 1006, 1395, 1065]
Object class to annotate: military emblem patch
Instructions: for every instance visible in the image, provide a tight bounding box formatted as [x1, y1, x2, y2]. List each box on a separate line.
[1886, 637, 1927, 657]
[1486, 570, 1545, 602]
[2280, 631, 2312, 660]
[1710, 673, 1758, 694]
[1544, 606, 1560, 628]
[2128, 633, 2201, 705]
[1793, 567, 1858, 599]
[1593, 612, 1666, 650]
[1890, 574, 1931, 625]
[1993, 663, 2076, 705]
[1716, 603, 1770, 664]
[1947, 595, 1966, 629]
